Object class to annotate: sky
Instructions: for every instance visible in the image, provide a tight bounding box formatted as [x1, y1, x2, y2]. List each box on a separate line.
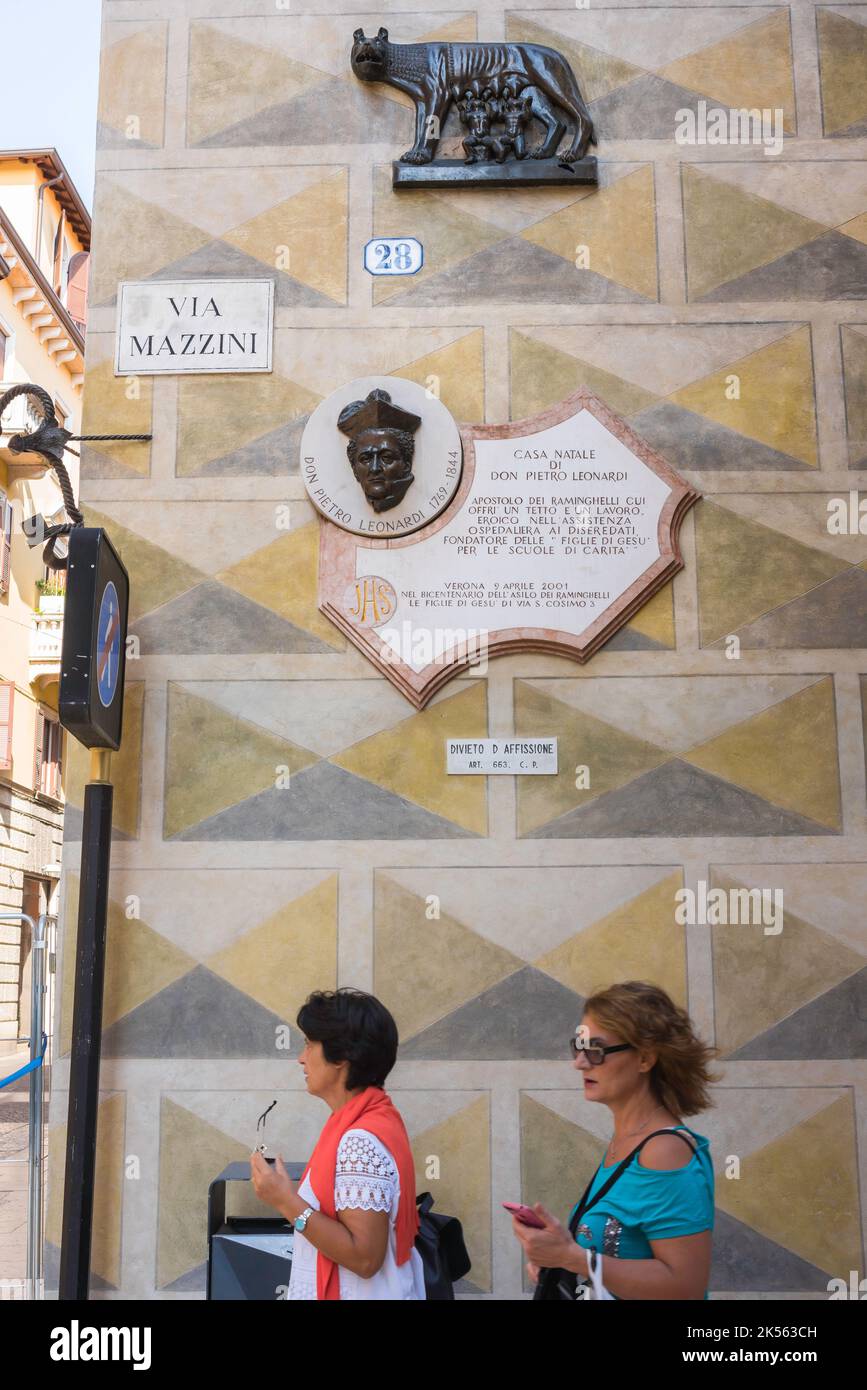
[4, 0, 102, 208]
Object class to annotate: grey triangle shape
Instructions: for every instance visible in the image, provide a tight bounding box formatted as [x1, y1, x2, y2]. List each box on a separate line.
[148, 239, 339, 308]
[835, 117, 867, 137]
[590, 75, 763, 142]
[61, 803, 132, 843]
[96, 120, 158, 151]
[79, 440, 150, 481]
[718, 565, 867, 649]
[386, 236, 649, 307]
[43, 1239, 116, 1292]
[603, 624, 669, 652]
[189, 415, 309, 478]
[454, 1276, 486, 1297]
[710, 1209, 835, 1289]
[131, 579, 333, 655]
[161, 1261, 208, 1292]
[195, 78, 410, 149]
[727, 966, 867, 1060]
[629, 400, 813, 471]
[102, 965, 296, 1057]
[524, 758, 837, 839]
[400, 968, 585, 1059]
[173, 760, 477, 841]
[697, 230, 867, 302]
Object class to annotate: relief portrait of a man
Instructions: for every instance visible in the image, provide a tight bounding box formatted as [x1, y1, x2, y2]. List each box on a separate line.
[337, 388, 422, 513]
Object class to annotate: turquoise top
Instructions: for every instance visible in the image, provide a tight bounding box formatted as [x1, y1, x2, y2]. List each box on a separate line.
[570, 1125, 714, 1300]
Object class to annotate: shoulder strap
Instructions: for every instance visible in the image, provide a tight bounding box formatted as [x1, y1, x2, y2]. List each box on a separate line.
[569, 1127, 697, 1233]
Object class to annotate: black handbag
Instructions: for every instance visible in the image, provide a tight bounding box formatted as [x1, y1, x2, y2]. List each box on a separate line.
[414, 1191, 472, 1300]
[533, 1127, 697, 1300]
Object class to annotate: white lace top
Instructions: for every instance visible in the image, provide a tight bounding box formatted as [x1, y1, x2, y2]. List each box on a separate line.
[286, 1129, 426, 1300]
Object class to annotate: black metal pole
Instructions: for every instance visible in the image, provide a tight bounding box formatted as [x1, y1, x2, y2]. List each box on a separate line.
[58, 767, 113, 1300]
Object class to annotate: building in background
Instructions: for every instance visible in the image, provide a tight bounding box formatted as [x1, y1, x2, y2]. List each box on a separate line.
[0, 150, 89, 1059]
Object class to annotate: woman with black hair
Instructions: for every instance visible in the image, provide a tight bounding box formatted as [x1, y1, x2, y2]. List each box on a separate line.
[250, 988, 425, 1300]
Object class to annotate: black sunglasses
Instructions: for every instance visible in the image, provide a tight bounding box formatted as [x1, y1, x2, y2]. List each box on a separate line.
[569, 1038, 634, 1065]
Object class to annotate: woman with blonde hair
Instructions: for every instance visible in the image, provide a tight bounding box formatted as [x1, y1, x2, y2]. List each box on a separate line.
[512, 981, 720, 1300]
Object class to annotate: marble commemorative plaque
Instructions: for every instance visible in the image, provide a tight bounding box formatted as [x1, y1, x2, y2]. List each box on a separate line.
[318, 389, 701, 707]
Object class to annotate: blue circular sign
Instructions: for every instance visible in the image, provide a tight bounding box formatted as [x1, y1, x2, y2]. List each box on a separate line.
[96, 580, 122, 709]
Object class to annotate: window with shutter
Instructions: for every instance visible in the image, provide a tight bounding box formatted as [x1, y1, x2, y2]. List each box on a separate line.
[35, 708, 63, 799]
[0, 681, 13, 771]
[47, 718, 61, 798]
[33, 705, 45, 792]
[54, 720, 64, 800]
[0, 491, 12, 595]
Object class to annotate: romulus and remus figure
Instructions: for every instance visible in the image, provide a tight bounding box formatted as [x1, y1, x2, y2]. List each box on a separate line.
[350, 27, 595, 166]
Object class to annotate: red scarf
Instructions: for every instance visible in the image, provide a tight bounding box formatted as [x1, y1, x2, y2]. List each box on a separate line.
[301, 1086, 419, 1300]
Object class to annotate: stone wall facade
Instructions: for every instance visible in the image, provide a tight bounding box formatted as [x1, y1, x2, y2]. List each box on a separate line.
[47, 0, 867, 1297]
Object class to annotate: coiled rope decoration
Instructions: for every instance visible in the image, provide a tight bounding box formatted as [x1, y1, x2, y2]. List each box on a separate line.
[0, 382, 151, 570]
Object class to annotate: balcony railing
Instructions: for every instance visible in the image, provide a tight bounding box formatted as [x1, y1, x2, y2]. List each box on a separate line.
[29, 593, 65, 681]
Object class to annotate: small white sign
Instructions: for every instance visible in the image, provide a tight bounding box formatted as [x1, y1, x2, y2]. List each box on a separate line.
[364, 237, 423, 276]
[115, 279, 274, 375]
[446, 738, 558, 775]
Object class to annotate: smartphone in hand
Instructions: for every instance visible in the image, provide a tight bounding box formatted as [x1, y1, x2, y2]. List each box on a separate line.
[503, 1201, 546, 1229]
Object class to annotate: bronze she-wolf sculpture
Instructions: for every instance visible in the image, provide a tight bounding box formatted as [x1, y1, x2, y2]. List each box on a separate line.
[351, 27, 595, 166]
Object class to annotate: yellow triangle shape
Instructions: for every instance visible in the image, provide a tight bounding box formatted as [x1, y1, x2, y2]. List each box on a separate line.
[422, 14, 478, 44]
[90, 181, 209, 302]
[226, 172, 348, 304]
[506, 15, 646, 102]
[79, 503, 206, 624]
[535, 871, 687, 1001]
[522, 166, 658, 299]
[99, 25, 167, 144]
[510, 329, 658, 422]
[411, 1096, 491, 1290]
[839, 211, 867, 246]
[710, 872, 865, 1055]
[393, 329, 485, 424]
[624, 579, 675, 646]
[683, 166, 825, 300]
[375, 876, 522, 1041]
[158, 1098, 249, 1287]
[46, 1094, 125, 1287]
[63, 681, 144, 838]
[207, 876, 337, 1017]
[669, 327, 818, 466]
[818, 10, 867, 135]
[520, 1096, 605, 1227]
[515, 680, 670, 835]
[188, 21, 329, 145]
[81, 359, 153, 476]
[215, 522, 343, 649]
[843, 327, 867, 457]
[717, 1095, 861, 1276]
[695, 501, 849, 645]
[685, 678, 841, 830]
[177, 371, 320, 476]
[660, 13, 796, 133]
[373, 165, 506, 304]
[332, 683, 488, 835]
[164, 684, 318, 838]
[60, 874, 196, 1052]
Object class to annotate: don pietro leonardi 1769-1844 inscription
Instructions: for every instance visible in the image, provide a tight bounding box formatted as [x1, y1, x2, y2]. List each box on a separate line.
[318, 390, 701, 708]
